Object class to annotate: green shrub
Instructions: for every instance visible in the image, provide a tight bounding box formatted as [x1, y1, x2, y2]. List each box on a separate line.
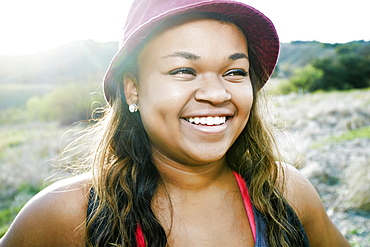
[0, 84, 53, 110]
[273, 79, 297, 95]
[290, 65, 324, 93]
[0, 82, 105, 125]
[26, 82, 105, 125]
[0, 107, 32, 125]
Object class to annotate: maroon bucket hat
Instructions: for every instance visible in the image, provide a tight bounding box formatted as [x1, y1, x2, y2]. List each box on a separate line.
[103, 0, 280, 104]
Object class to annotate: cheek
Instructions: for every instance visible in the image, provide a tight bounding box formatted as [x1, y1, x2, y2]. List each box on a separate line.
[233, 83, 254, 115]
[246, 92, 254, 112]
[139, 85, 174, 108]
[137, 77, 192, 121]
[240, 97, 253, 128]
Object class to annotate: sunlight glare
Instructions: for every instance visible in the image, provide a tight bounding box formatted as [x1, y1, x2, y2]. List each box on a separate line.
[0, 0, 368, 56]
[0, 0, 132, 55]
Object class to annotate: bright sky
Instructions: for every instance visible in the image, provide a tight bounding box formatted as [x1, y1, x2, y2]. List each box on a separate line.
[0, 0, 368, 56]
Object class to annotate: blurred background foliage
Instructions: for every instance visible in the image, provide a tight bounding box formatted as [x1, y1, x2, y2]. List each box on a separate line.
[276, 40, 370, 94]
[0, 82, 105, 126]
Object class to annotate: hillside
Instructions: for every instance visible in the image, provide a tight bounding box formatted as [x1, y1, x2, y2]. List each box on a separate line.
[277, 40, 370, 78]
[1, 40, 369, 86]
[277, 41, 335, 77]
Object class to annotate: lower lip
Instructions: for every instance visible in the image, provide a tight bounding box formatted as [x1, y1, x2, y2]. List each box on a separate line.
[181, 118, 230, 134]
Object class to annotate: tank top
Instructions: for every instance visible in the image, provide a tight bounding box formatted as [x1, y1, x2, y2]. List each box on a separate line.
[87, 172, 310, 246]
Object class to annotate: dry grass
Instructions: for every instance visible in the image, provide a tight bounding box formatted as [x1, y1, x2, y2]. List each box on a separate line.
[0, 122, 65, 190]
[346, 156, 370, 211]
[267, 87, 370, 244]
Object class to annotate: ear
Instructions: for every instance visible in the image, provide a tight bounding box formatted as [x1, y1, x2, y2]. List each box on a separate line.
[123, 76, 139, 105]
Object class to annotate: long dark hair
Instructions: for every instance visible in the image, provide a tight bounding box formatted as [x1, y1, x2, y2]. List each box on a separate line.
[84, 12, 306, 247]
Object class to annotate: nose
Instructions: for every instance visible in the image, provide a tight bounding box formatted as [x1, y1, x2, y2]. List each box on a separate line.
[194, 74, 231, 105]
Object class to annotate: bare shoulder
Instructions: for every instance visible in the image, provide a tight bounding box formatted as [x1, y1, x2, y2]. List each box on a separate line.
[281, 163, 350, 247]
[0, 173, 92, 247]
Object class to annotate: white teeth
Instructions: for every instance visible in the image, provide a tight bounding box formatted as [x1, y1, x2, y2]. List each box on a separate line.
[187, 116, 227, 126]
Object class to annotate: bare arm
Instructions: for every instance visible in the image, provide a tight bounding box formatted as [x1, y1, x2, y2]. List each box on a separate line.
[0, 174, 90, 247]
[283, 164, 350, 247]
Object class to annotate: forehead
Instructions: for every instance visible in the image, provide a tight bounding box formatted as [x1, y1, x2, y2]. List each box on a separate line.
[138, 18, 248, 61]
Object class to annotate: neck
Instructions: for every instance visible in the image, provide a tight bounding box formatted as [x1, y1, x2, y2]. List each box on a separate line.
[153, 153, 232, 192]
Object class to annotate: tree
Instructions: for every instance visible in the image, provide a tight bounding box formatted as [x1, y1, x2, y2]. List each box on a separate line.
[288, 64, 324, 93]
[312, 57, 349, 91]
[339, 55, 370, 89]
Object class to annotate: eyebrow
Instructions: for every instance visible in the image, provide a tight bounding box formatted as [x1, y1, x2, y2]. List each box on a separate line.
[229, 53, 249, 61]
[162, 52, 248, 61]
[163, 52, 201, 61]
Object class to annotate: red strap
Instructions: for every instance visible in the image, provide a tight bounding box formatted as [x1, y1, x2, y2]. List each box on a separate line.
[135, 171, 257, 246]
[233, 171, 257, 242]
[136, 223, 146, 247]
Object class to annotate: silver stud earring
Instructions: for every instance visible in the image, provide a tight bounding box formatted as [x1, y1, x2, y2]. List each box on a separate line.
[129, 103, 138, 113]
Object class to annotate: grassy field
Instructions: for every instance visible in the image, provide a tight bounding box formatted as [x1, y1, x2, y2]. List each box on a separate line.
[0, 121, 82, 237]
[270, 88, 370, 246]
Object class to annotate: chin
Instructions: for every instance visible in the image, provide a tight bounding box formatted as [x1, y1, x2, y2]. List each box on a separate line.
[187, 153, 227, 166]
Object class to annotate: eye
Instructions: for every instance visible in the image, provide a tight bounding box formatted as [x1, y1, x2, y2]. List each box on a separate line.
[168, 68, 197, 76]
[223, 69, 248, 82]
[223, 69, 248, 77]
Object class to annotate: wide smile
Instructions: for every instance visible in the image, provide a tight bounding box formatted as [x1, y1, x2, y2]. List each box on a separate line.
[184, 116, 231, 126]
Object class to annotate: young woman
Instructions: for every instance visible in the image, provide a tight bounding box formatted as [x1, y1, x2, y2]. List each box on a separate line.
[0, 0, 350, 246]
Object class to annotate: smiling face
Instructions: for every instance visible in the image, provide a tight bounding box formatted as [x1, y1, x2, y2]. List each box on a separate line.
[124, 18, 253, 167]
